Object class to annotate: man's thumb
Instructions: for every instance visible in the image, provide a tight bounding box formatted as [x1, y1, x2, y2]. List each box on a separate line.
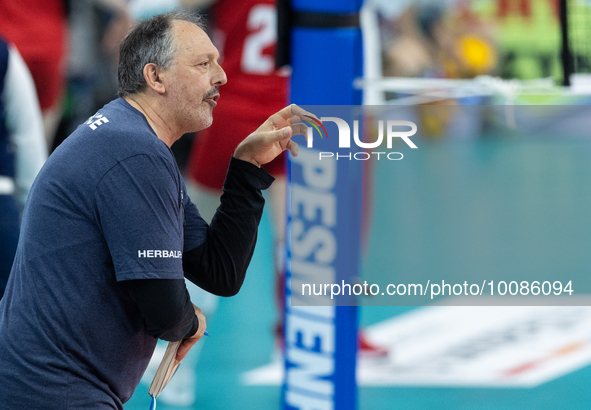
[278, 126, 291, 140]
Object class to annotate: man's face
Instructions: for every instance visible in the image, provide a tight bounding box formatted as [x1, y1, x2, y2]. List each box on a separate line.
[164, 20, 227, 133]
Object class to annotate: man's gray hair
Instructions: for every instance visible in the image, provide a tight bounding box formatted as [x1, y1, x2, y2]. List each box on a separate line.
[117, 10, 206, 97]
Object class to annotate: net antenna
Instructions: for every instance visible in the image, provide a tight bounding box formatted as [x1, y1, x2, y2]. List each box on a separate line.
[560, 0, 573, 86]
[360, 1, 385, 105]
[561, 0, 591, 91]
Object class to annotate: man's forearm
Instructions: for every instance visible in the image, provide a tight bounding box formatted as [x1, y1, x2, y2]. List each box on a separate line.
[183, 157, 274, 296]
[123, 279, 199, 341]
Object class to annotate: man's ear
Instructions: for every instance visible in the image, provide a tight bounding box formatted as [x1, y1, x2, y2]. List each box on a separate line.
[143, 63, 166, 94]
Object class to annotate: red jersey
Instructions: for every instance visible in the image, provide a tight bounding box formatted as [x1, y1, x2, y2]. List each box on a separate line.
[211, 0, 288, 109]
[0, 0, 66, 60]
[0, 0, 67, 109]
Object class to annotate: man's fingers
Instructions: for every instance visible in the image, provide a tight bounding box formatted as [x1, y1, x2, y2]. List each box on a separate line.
[269, 104, 320, 130]
[271, 123, 308, 143]
[272, 127, 299, 156]
[270, 126, 291, 141]
[237, 106, 318, 165]
[290, 104, 319, 122]
[268, 106, 294, 129]
[291, 123, 308, 137]
[176, 337, 199, 362]
[287, 139, 299, 157]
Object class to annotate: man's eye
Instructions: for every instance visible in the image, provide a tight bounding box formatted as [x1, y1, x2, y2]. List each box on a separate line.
[200, 61, 209, 67]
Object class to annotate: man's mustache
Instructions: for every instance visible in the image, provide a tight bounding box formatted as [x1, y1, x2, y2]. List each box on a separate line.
[204, 87, 219, 99]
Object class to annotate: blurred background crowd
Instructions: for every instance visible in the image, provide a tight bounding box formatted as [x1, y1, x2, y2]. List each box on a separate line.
[377, 0, 565, 81]
[3, 0, 582, 156]
[1, 0, 581, 174]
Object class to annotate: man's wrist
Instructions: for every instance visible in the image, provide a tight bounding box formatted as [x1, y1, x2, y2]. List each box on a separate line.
[185, 315, 200, 339]
[233, 147, 261, 168]
[226, 156, 275, 190]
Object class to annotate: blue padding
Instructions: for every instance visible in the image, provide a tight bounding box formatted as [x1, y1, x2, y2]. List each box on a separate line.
[290, 28, 363, 105]
[334, 305, 358, 409]
[285, 4, 363, 409]
[292, 0, 363, 14]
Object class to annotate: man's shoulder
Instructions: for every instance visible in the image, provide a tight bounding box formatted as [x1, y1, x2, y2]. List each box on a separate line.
[45, 98, 171, 184]
[67, 98, 163, 157]
[82, 98, 147, 136]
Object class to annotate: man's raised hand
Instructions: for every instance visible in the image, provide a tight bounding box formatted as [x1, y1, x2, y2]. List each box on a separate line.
[233, 104, 319, 167]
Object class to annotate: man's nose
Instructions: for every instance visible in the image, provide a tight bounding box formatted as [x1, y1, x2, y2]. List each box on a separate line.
[214, 65, 227, 86]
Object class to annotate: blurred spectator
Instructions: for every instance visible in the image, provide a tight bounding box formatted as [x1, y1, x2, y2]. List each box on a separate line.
[0, 36, 47, 299]
[376, 0, 567, 82]
[375, 0, 497, 79]
[61, 0, 131, 148]
[492, 0, 561, 80]
[0, 0, 68, 150]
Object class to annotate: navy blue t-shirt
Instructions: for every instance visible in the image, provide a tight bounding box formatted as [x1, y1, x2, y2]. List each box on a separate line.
[0, 98, 210, 408]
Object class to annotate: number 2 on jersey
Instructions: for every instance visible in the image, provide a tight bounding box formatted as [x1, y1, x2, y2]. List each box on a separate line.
[241, 4, 276, 75]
